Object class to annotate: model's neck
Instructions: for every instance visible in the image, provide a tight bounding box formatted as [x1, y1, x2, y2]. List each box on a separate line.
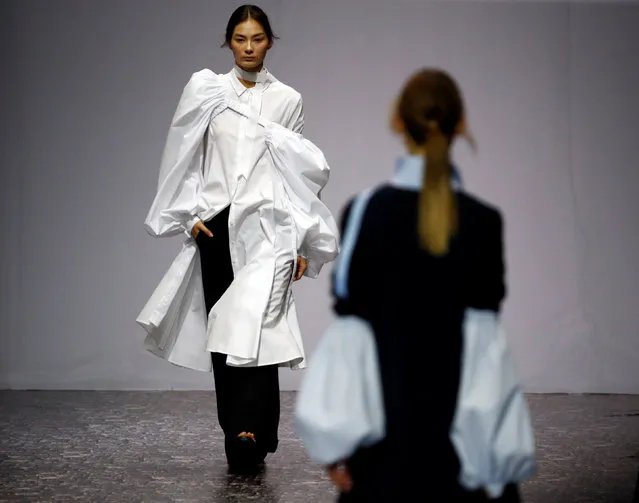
[234, 64, 262, 84]
[405, 137, 427, 156]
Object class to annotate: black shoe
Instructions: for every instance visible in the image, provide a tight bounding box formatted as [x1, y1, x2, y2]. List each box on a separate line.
[226, 435, 266, 474]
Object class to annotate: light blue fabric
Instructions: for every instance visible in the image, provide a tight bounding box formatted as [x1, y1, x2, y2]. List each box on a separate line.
[332, 188, 374, 299]
[294, 310, 537, 496]
[293, 315, 384, 465]
[391, 154, 462, 192]
[451, 309, 537, 498]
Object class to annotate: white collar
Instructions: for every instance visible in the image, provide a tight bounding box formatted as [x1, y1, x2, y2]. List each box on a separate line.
[391, 155, 462, 191]
[229, 65, 275, 96]
[233, 64, 263, 83]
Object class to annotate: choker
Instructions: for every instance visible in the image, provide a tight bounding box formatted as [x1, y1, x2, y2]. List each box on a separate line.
[234, 64, 262, 83]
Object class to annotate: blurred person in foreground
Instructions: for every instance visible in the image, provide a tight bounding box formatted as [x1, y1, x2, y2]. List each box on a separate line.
[294, 67, 537, 501]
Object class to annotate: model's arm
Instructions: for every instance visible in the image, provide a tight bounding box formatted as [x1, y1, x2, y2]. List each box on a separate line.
[294, 315, 384, 466]
[143, 147, 203, 239]
[331, 191, 377, 319]
[295, 193, 385, 495]
[264, 121, 339, 278]
[473, 208, 506, 312]
[451, 209, 536, 498]
[144, 70, 224, 238]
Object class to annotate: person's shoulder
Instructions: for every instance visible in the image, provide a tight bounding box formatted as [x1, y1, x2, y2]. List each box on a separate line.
[459, 191, 504, 228]
[371, 184, 411, 203]
[180, 68, 229, 96]
[343, 183, 407, 210]
[187, 68, 219, 83]
[267, 74, 303, 103]
[173, 69, 229, 114]
[339, 184, 396, 228]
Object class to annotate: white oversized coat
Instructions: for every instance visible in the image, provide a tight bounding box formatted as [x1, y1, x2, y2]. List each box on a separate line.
[136, 69, 340, 372]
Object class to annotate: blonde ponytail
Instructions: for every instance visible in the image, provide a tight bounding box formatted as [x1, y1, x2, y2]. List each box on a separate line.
[417, 121, 457, 255]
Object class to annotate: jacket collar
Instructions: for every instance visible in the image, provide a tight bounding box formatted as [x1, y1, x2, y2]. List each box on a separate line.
[391, 155, 462, 191]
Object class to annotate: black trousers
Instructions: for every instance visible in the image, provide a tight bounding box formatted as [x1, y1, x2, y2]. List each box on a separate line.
[196, 206, 281, 454]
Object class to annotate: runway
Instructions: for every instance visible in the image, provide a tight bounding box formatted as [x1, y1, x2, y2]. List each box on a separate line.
[1, 391, 637, 502]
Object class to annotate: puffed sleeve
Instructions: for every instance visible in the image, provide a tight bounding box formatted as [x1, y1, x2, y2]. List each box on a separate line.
[450, 309, 537, 498]
[265, 124, 339, 278]
[294, 315, 385, 465]
[143, 69, 226, 238]
[450, 207, 535, 497]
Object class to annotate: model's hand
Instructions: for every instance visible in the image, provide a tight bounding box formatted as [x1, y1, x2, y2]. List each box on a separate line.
[294, 257, 308, 281]
[192, 220, 213, 240]
[327, 462, 352, 493]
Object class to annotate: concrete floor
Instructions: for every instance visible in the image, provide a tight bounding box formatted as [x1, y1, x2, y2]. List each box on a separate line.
[1, 391, 638, 502]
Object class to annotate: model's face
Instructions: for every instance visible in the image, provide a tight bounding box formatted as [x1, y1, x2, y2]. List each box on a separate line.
[230, 18, 272, 72]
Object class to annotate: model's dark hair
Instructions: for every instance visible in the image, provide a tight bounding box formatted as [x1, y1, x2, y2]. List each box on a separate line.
[222, 4, 278, 47]
[397, 68, 465, 256]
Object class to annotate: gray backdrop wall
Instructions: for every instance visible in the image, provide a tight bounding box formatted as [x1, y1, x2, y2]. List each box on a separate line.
[1, 0, 638, 392]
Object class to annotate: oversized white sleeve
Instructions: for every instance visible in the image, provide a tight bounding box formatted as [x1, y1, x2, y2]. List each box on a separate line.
[143, 69, 226, 238]
[265, 124, 340, 278]
[451, 309, 537, 499]
[294, 315, 385, 466]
